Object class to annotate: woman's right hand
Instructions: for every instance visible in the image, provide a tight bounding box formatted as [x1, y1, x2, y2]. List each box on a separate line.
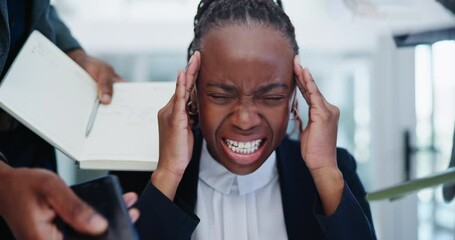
[151, 51, 201, 200]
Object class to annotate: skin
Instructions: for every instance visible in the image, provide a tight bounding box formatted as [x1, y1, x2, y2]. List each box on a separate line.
[197, 26, 295, 175]
[153, 24, 344, 216]
[0, 162, 140, 239]
[67, 49, 124, 104]
[0, 50, 139, 239]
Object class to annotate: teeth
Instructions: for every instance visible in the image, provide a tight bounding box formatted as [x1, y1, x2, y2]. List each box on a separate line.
[225, 139, 262, 154]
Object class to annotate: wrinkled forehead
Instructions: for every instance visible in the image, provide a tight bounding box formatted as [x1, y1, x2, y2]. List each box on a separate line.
[198, 24, 295, 89]
[200, 24, 294, 59]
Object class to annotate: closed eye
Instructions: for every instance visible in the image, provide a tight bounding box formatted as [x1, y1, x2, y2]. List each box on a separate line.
[263, 96, 285, 100]
[208, 94, 234, 104]
[260, 95, 286, 102]
[259, 95, 287, 105]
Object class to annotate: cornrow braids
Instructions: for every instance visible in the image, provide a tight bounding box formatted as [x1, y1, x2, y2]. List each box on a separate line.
[187, 0, 298, 61]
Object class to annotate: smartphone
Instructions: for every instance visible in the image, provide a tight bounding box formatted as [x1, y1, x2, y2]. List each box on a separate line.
[57, 175, 139, 240]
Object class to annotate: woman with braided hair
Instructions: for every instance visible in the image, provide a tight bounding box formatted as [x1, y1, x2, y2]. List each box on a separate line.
[129, 0, 376, 239]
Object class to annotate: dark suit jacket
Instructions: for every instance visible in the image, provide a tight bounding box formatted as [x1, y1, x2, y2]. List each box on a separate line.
[122, 130, 377, 240]
[0, 0, 80, 74]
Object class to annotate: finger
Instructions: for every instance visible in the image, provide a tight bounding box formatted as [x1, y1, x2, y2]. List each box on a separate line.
[301, 68, 327, 109]
[97, 66, 115, 104]
[185, 51, 201, 101]
[46, 178, 107, 235]
[113, 77, 126, 83]
[36, 223, 63, 240]
[158, 76, 179, 122]
[128, 208, 140, 223]
[122, 192, 138, 208]
[113, 72, 126, 83]
[174, 70, 187, 116]
[160, 94, 175, 118]
[52, 224, 64, 240]
[161, 70, 181, 113]
[293, 56, 310, 105]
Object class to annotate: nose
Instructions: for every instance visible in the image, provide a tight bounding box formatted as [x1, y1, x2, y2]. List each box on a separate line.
[231, 102, 262, 131]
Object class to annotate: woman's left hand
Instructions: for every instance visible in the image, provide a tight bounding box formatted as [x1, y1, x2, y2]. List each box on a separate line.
[293, 57, 339, 171]
[293, 56, 344, 215]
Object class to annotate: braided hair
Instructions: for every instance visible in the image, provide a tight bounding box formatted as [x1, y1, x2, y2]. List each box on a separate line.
[187, 0, 299, 60]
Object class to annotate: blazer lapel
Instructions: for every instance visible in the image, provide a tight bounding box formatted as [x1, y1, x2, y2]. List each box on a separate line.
[276, 136, 322, 240]
[0, 0, 7, 28]
[175, 133, 324, 238]
[0, 0, 10, 56]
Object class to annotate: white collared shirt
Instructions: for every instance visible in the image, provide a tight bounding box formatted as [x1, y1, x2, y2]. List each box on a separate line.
[191, 141, 287, 240]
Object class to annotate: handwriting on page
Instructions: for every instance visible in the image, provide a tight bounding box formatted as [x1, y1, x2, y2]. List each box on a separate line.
[99, 87, 160, 125]
[82, 82, 174, 162]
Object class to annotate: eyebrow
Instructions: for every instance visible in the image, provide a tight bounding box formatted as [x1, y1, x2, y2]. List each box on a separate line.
[205, 82, 289, 94]
[254, 83, 289, 94]
[206, 83, 237, 93]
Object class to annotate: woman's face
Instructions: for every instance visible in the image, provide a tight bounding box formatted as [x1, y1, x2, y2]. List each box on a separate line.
[197, 25, 295, 175]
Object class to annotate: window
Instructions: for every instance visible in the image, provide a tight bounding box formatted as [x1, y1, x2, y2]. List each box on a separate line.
[415, 41, 455, 240]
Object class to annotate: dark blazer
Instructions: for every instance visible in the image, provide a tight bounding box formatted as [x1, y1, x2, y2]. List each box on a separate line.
[0, 0, 80, 74]
[125, 130, 377, 240]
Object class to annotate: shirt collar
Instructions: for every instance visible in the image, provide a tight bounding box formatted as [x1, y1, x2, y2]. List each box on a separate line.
[199, 140, 278, 196]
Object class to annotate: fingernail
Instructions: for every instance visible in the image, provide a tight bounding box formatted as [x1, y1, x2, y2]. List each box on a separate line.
[188, 54, 195, 66]
[126, 197, 135, 206]
[89, 214, 108, 231]
[295, 55, 301, 66]
[185, 55, 195, 72]
[101, 93, 111, 103]
[127, 208, 140, 223]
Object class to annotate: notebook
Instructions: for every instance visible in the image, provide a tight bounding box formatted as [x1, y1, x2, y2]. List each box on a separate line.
[0, 30, 174, 171]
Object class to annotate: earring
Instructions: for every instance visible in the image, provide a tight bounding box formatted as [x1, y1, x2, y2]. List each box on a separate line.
[187, 100, 198, 116]
[187, 87, 199, 116]
[290, 106, 300, 120]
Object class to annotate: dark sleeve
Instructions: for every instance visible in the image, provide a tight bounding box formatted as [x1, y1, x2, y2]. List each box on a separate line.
[313, 148, 376, 240]
[134, 183, 200, 240]
[314, 183, 376, 240]
[111, 171, 151, 195]
[46, 6, 82, 52]
[0, 152, 7, 163]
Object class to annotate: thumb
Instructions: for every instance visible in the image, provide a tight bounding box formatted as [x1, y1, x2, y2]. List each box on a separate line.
[97, 70, 114, 104]
[48, 182, 108, 235]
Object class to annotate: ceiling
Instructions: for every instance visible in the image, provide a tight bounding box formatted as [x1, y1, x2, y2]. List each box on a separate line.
[56, 0, 455, 54]
[285, 0, 455, 52]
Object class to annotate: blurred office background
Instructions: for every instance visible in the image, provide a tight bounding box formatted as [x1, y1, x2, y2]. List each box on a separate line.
[51, 0, 455, 239]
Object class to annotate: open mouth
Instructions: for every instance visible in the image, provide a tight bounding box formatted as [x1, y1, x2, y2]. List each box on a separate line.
[224, 138, 264, 154]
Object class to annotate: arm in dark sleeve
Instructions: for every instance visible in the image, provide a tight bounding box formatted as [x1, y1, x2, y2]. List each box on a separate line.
[0, 152, 7, 163]
[314, 148, 376, 240]
[46, 6, 82, 52]
[314, 183, 376, 240]
[134, 183, 200, 240]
